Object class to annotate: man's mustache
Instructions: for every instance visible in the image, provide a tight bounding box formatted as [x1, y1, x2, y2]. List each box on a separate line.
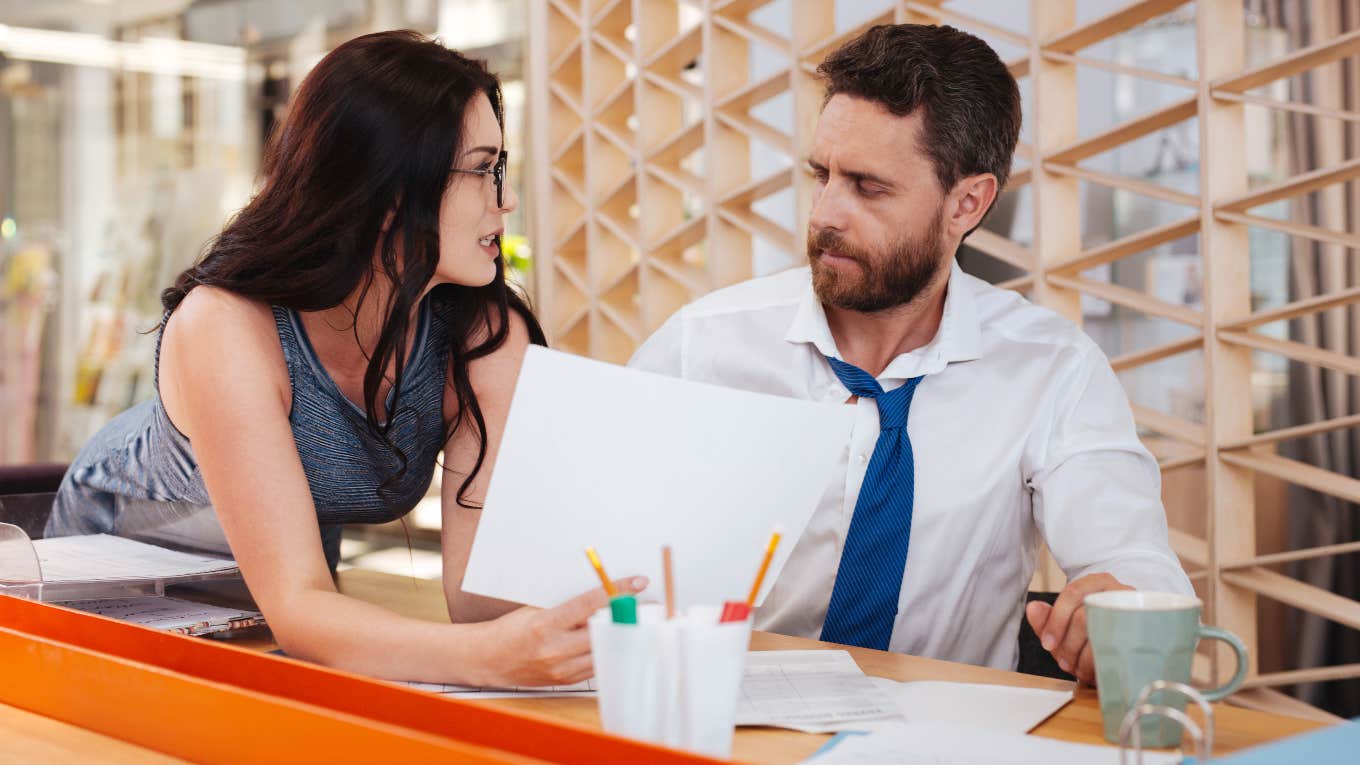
[808, 229, 867, 264]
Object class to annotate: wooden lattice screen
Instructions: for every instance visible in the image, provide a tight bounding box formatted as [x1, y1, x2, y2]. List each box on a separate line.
[528, 0, 1360, 707]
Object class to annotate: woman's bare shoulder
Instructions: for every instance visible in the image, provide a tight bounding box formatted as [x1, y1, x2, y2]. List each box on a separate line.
[159, 286, 290, 416]
[168, 285, 275, 332]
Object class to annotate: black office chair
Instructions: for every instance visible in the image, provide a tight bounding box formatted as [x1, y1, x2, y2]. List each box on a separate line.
[0, 463, 67, 539]
[1016, 591, 1075, 680]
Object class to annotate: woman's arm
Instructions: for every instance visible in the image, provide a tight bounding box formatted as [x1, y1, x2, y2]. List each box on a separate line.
[159, 288, 619, 686]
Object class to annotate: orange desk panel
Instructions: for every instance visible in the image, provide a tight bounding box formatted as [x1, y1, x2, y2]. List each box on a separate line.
[0, 595, 719, 764]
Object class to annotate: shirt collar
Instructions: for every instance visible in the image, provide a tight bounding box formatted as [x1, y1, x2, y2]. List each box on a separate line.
[784, 260, 982, 379]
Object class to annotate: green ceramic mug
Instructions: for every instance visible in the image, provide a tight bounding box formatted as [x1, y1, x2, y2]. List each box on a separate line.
[1085, 591, 1248, 747]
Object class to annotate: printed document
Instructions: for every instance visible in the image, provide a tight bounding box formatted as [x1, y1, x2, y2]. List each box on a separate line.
[737, 651, 903, 732]
[803, 720, 1180, 764]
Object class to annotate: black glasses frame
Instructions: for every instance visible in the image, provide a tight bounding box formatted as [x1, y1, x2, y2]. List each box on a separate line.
[451, 150, 508, 208]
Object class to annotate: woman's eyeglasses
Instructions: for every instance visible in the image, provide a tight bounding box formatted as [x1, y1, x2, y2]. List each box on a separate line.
[451, 150, 508, 208]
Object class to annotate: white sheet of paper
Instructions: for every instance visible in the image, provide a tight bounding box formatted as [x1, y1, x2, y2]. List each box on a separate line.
[737, 650, 903, 732]
[33, 534, 238, 582]
[803, 721, 1181, 765]
[462, 347, 857, 609]
[870, 677, 1073, 734]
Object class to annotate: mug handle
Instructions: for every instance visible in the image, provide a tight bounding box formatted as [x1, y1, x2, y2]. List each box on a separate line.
[1196, 625, 1248, 702]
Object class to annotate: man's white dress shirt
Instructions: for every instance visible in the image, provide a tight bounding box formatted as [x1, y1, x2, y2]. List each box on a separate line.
[628, 261, 1193, 670]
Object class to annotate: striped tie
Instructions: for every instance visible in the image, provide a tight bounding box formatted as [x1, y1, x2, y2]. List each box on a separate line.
[819, 356, 925, 651]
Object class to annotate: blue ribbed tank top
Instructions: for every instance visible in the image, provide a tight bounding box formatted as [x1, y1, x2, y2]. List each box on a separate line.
[46, 296, 449, 568]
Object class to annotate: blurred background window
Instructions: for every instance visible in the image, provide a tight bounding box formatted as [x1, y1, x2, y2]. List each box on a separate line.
[0, 0, 530, 467]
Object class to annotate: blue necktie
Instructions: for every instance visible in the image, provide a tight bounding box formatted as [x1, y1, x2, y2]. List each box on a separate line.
[819, 356, 925, 651]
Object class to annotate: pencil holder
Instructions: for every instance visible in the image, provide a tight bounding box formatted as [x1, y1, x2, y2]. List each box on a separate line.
[588, 603, 750, 758]
[676, 605, 751, 758]
[589, 604, 678, 744]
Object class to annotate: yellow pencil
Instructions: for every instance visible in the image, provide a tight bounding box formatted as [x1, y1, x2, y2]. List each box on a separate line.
[745, 529, 782, 607]
[585, 547, 618, 597]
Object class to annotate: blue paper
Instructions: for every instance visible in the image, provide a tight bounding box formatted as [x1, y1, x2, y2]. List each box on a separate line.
[1183, 720, 1359, 764]
[808, 731, 870, 759]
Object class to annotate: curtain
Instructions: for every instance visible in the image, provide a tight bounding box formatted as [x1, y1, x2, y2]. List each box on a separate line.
[1261, 0, 1360, 717]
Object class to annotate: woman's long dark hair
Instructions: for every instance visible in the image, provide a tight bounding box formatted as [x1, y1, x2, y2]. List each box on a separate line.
[162, 30, 545, 509]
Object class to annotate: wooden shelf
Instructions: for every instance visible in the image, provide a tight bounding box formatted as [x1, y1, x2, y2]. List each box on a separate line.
[527, 1, 1360, 696]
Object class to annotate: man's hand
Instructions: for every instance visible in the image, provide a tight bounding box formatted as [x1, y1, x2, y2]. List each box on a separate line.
[1025, 573, 1133, 684]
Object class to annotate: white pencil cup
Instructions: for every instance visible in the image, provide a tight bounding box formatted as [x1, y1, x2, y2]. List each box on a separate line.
[588, 603, 751, 758]
[677, 604, 751, 757]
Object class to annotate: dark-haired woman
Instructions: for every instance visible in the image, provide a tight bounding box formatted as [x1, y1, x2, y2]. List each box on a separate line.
[45, 31, 642, 686]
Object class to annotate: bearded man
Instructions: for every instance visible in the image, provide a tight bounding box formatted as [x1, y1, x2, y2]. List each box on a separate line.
[628, 23, 1192, 682]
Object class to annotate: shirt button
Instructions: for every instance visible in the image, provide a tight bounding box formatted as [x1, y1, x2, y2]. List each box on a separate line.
[856, 453, 868, 465]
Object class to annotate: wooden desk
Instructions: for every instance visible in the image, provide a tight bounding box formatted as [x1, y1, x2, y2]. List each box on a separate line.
[1, 569, 1328, 764]
[330, 570, 1326, 763]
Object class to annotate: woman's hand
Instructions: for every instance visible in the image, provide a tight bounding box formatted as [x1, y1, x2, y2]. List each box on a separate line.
[475, 576, 647, 687]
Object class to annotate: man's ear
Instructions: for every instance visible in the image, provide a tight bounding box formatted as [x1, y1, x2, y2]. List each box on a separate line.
[946, 173, 999, 238]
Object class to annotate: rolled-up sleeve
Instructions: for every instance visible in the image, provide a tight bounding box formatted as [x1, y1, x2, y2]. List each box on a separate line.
[1028, 345, 1194, 596]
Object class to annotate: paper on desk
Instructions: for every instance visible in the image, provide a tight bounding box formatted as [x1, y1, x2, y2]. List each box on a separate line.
[33, 534, 237, 582]
[736, 651, 903, 733]
[403, 649, 900, 726]
[870, 677, 1073, 734]
[401, 679, 597, 699]
[802, 720, 1181, 764]
[61, 595, 263, 636]
[462, 347, 857, 609]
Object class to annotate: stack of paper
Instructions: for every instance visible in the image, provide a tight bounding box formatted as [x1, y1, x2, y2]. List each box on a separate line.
[62, 595, 264, 637]
[403, 650, 903, 730]
[399, 647, 1075, 742]
[737, 651, 903, 732]
[0, 531, 241, 603]
[33, 534, 237, 582]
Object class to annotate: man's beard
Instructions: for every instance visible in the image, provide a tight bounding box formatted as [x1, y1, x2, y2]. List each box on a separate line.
[807, 214, 946, 314]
